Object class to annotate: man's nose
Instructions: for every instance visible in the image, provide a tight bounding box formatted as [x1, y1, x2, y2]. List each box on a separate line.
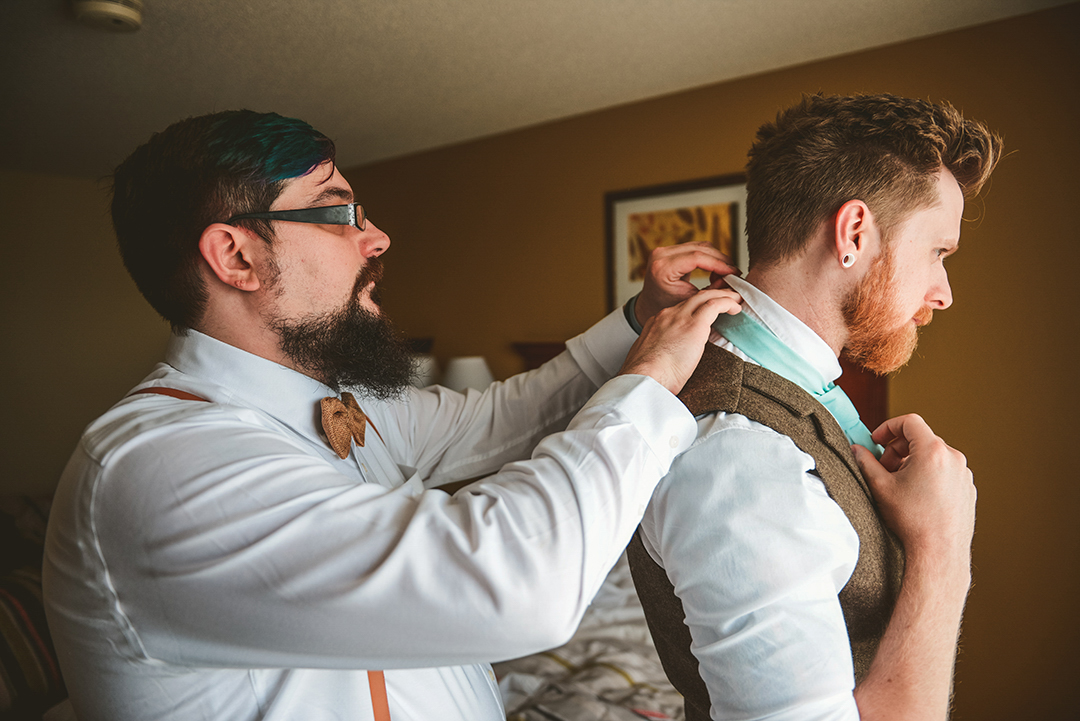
[359, 221, 390, 258]
[929, 270, 953, 310]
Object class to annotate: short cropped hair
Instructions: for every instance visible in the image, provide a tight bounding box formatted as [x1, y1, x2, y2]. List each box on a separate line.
[112, 110, 336, 330]
[744, 93, 1002, 268]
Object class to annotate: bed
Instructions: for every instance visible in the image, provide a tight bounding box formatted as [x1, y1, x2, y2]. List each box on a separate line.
[494, 552, 684, 721]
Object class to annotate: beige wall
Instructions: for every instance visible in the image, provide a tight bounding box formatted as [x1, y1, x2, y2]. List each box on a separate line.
[1, 4, 1076, 717]
[0, 170, 171, 494]
[344, 5, 1079, 719]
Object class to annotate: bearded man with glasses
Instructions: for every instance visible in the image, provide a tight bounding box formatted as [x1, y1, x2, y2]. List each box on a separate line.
[43, 109, 743, 721]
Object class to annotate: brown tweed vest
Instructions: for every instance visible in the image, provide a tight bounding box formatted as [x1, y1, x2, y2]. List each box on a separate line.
[627, 344, 904, 720]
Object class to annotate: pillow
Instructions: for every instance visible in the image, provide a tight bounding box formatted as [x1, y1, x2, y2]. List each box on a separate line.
[0, 497, 67, 719]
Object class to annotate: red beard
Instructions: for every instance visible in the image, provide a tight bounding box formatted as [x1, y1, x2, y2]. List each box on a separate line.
[841, 251, 932, 375]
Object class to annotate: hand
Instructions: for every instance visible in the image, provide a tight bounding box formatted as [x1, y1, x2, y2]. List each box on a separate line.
[852, 414, 976, 564]
[635, 243, 740, 327]
[619, 288, 742, 395]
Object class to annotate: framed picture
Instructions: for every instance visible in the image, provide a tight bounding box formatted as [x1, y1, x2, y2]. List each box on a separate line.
[605, 173, 747, 311]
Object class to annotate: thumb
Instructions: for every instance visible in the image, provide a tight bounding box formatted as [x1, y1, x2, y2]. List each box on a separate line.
[852, 444, 890, 497]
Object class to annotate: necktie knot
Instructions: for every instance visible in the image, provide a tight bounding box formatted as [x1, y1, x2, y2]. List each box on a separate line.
[320, 392, 368, 459]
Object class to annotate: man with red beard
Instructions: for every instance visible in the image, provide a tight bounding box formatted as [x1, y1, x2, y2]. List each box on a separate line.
[627, 94, 1003, 721]
[43, 110, 744, 721]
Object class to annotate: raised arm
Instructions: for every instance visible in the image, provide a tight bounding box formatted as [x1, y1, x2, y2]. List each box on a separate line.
[390, 247, 741, 483]
[852, 414, 977, 720]
[68, 287, 745, 675]
[621, 286, 741, 394]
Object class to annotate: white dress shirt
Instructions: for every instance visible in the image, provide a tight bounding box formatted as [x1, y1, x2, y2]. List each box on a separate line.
[639, 276, 863, 721]
[44, 308, 698, 721]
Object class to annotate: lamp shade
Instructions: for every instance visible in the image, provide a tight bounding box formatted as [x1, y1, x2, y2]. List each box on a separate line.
[441, 356, 495, 393]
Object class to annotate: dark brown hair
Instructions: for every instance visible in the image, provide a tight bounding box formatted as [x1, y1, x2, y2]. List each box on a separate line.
[745, 93, 1002, 268]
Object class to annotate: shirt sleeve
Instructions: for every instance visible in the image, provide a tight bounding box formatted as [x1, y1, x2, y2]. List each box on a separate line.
[83, 373, 696, 671]
[640, 414, 862, 721]
[369, 306, 641, 484]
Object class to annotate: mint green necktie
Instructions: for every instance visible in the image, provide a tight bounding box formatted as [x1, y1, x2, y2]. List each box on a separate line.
[713, 311, 884, 457]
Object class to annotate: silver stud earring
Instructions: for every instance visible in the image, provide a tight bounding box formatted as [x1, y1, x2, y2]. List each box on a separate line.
[841, 253, 856, 268]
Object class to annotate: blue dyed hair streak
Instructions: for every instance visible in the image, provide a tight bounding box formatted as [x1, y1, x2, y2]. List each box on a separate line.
[208, 110, 336, 187]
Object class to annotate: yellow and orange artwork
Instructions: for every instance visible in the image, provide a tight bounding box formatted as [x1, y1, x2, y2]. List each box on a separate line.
[627, 202, 736, 281]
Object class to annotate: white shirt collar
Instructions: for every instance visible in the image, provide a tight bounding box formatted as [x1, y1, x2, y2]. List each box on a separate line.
[720, 275, 843, 384]
[163, 330, 334, 446]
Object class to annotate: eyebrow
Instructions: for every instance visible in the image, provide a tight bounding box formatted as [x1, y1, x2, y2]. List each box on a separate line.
[309, 186, 354, 206]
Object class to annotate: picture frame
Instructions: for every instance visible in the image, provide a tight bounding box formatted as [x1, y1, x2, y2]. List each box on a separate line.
[605, 173, 747, 311]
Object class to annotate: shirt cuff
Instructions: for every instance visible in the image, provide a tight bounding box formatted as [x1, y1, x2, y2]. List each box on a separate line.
[623, 294, 644, 334]
[565, 306, 640, 387]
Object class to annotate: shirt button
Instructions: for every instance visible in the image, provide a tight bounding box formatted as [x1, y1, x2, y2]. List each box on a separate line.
[669, 435, 679, 449]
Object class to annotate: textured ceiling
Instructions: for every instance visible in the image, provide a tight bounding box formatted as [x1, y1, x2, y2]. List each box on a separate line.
[0, 0, 1065, 178]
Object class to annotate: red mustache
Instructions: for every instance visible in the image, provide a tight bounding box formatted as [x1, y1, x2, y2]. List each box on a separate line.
[914, 305, 934, 326]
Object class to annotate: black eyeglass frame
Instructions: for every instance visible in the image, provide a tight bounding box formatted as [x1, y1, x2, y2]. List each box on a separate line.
[227, 203, 366, 231]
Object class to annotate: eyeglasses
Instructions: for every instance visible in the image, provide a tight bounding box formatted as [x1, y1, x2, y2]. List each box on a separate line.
[227, 203, 366, 231]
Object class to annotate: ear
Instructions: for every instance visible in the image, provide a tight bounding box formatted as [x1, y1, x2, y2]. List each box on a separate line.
[832, 200, 880, 269]
[198, 223, 265, 292]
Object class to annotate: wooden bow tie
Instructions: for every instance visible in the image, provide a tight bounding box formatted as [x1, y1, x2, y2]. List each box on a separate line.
[320, 392, 368, 459]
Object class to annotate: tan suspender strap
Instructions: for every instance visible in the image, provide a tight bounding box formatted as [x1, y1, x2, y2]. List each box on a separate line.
[365, 416, 384, 445]
[130, 387, 209, 402]
[368, 670, 391, 721]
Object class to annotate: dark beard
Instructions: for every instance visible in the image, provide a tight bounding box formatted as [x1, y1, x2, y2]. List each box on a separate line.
[274, 261, 418, 398]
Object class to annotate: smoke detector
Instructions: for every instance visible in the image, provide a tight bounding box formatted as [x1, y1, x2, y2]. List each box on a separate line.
[74, 0, 143, 32]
